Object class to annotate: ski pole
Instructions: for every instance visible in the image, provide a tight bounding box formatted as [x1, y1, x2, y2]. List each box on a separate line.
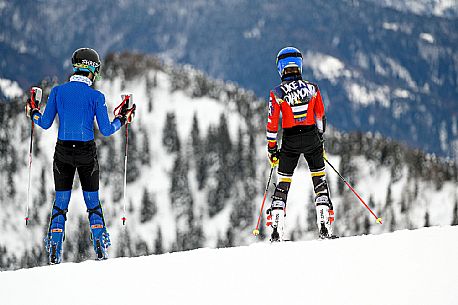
[25, 120, 34, 226]
[253, 165, 275, 236]
[324, 155, 382, 224]
[121, 123, 129, 225]
[120, 94, 133, 226]
[25, 87, 42, 226]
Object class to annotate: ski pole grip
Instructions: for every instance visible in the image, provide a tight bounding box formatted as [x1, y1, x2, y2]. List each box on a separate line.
[121, 94, 133, 109]
[31, 87, 43, 108]
[30, 87, 43, 109]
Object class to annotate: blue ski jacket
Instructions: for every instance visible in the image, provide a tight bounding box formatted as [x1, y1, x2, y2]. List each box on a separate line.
[32, 76, 121, 141]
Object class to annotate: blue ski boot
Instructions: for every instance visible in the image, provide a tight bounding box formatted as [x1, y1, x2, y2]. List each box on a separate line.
[45, 191, 70, 264]
[91, 225, 111, 260]
[84, 191, 110, 260]
[45, 229, 64, 264]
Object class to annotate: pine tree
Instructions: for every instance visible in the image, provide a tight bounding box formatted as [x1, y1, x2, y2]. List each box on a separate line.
[255, 210, 267, 241]
[135, 239, 149, 256]
[363, 213, 371, 234]
[337, 151, 357, 195]
[208, 114, 233, 217]
[365, 196, 376, 233]
[424, 211, 431, 227]
[385, 183, 393, 208]
[117, 229, 133, 257]
[292, 215, 307, 241]
[452, 198, 458, 226]
[385, 184, 396, 231]
[230, 128, 249, 228]
[154, 227, 164, 254]
[170, 153, 193, 215]
[63, 235, 74, 262]
[400, 190, 407, 213]
[162, 112, 181, 153]
[170, 151, 197, 251]
[75, 216, 92, 263]
[188, 214, 205, 249]
[35, 166, 47, 208]
[191, 113, 207, 189]
[5, 143, 17, 198]
[126, 127, 140, 183]
[140, 188, 157, 223]
[100, 136, 117, 187]
[390, 207, 397, 231]
[145, 75, 154, 113]
[216, 228, 234, 248]
[141, 128, 151, 166]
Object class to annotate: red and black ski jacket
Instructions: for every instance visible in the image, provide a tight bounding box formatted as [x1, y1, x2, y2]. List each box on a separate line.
[266, 75, 325, 148]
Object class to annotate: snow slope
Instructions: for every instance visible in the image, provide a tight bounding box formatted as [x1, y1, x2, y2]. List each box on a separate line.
[1, 226, 457, 305]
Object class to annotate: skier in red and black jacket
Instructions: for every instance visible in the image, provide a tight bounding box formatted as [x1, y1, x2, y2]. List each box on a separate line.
[266, 46, 335, 241]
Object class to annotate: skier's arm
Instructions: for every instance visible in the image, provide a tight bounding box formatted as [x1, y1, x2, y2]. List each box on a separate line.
[32, 87, 57, 129]
[266, 91, 281, 148]
[95, 94, 122, 137]
[314, 88, 326, 134]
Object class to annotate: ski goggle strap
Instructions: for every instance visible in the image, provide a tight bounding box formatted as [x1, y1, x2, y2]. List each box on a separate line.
[73, 63, 97, 74]
[276, 52, 303, 64]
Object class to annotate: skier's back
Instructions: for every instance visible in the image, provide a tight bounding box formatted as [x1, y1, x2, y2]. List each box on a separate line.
[39, 79, 120, 139]
[266, 46, 335, 241]
[26, 48, 136, 264]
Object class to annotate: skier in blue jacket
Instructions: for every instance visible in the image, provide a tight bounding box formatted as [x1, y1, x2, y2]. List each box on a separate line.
[25, 48, 136, 264]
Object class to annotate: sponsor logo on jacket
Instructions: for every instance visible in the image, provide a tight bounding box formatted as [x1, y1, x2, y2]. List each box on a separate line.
[280, 80, 316, 106]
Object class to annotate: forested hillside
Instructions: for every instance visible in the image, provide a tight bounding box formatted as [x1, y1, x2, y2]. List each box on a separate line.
[0, 53, 456, 270]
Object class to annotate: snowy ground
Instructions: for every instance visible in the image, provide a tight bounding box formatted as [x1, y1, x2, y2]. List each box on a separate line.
[1, 226, 457, 305]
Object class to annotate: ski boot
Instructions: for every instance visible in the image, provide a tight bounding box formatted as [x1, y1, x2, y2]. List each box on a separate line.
[267, 200, 286, 242]
[315, 195, 337, 239]
[91, 225, 111, 260]
[45, 229, 64, 264]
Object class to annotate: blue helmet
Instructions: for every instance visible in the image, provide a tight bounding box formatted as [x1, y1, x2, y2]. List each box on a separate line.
[276, 47, 303, 77]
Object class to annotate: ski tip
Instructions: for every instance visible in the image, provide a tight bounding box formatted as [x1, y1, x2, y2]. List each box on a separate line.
[376, 217, 383, 224]
[252, 229, 260, 236]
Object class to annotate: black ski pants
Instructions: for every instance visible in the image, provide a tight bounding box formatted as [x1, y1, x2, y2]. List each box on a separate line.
[271, 125, 329, 209]
[278, 125, 324, 177]
[53, 140, 99, 192]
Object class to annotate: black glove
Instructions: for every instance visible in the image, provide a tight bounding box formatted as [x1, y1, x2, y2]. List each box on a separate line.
[318, 131, 324, 144]
[116, 104, 136, 126]
[25, 98, 40, 120]
[317, 115, 326, 143]
[267, 144, 280, 167]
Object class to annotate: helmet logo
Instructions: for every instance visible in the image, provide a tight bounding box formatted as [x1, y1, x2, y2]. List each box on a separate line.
[81, 59, 100, 68]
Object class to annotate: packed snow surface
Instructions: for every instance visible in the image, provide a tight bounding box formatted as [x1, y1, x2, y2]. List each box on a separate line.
[1, 226, 457, 305]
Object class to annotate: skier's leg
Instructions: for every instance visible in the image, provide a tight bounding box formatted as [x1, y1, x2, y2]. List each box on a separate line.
[46, 191, 71, 264]
[76, 142, 110, 260]
[268, 149, 299, 241]
[305, 144, 335, 238]
[83, 191, 110, 260]
[46, 153, 76, 264]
